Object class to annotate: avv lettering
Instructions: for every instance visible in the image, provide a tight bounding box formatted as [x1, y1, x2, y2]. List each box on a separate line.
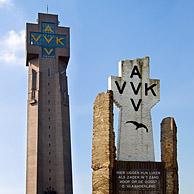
[114, 65, 157, 111]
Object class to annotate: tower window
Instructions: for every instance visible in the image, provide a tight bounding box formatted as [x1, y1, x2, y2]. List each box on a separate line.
[31, 69, 37, 90]
[31, 69, 37, 101]
[48, 68, 51, 77]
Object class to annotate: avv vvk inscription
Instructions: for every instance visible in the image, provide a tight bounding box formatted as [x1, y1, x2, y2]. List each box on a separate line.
[108, 57, 160, 161]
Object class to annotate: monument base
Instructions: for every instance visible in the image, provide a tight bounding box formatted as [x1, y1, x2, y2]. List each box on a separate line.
[92, 91, 179, 194]
[114, 161, 165, 194]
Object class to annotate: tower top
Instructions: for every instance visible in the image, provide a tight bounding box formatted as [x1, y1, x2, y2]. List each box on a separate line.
[46, 0, 49, 13]
[37, 12, 59, 24]
[26, 13, 70, 66]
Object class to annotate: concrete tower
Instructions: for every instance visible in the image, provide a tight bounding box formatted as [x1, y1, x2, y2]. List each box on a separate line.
[26, 13, 73, 194]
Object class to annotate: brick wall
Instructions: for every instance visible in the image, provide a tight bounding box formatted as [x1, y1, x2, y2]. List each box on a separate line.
[161, 117, 179, 194]
[92, 91, 116, 194]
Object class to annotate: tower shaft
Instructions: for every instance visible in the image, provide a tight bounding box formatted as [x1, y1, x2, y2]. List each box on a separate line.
[26, 13, 73, 194]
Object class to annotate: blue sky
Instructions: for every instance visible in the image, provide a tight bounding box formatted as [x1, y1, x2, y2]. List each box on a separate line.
[0, 0, 194, 193]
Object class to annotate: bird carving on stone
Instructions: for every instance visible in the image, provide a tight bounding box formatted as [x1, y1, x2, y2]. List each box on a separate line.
[126, 120, 149, 133]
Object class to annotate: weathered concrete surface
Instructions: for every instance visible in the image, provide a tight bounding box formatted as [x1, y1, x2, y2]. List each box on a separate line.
[108, 57, 160, 161]
[161, 117, 179, 194]
[26, 59, 39, 194]
[92, 91, 116, 194]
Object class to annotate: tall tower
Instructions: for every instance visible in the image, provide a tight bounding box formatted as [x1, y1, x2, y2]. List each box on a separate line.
[26, 13, 73, 194]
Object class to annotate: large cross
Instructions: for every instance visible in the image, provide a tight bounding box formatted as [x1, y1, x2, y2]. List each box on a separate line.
[26, 13, 68, 60]
[108, 57, 160, 161]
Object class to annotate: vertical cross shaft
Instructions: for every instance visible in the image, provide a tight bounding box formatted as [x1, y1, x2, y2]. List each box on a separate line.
[108, 57, 160, 161]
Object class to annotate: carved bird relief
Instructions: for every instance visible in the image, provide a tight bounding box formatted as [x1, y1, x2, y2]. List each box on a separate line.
[126, 121, 149, 133]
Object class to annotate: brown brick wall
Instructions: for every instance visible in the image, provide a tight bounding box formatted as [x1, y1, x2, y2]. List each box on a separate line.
[92, 91, 116, 194]
[161, 117, 179, 194]
[92, 95, 179, 194]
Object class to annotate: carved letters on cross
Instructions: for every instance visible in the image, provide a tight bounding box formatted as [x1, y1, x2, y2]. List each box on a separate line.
[108, 57, 160, 161]
[109, 57, 160, 114]
[29, 22, 66, 58]
[113, 64, 158, 111]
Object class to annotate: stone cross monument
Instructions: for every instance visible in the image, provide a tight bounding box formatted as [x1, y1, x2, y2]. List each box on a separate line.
[108, 57, 160, 161]
[92, 56, 179, 194]
[26, 13, 73, 194]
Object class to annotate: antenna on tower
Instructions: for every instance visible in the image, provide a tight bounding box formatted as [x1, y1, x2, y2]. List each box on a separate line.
[46, 0, 49, 13]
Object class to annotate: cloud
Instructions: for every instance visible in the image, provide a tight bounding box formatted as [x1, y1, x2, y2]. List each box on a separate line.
[0, 0, 12, 7]
[0, 30, 25, 66]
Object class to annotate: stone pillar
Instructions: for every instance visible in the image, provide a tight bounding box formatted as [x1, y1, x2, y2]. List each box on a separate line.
[161, 117, 179, 194]
[92, 91, 116, 194]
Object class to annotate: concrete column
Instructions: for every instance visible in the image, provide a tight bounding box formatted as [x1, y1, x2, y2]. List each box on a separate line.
[161, 117, 179, 194]
[92, 91, 116, 194]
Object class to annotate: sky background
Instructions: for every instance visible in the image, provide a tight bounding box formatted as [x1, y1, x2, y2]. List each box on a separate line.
[0, 0, 194, 193]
